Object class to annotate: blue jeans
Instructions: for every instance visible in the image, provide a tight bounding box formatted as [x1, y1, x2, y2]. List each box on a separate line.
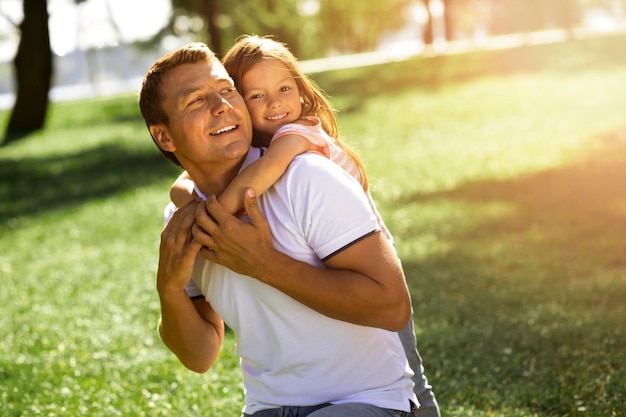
[244, 403, 412, 417]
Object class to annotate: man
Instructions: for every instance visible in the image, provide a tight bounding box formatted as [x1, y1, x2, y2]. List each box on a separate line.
[139, 42, 438, 417]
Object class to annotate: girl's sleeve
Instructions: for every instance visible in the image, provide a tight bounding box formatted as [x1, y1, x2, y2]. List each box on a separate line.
[272, 119, 331, 158]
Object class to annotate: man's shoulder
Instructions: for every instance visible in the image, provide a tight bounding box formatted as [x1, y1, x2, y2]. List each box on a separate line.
[279, 153, 358, 195]
[290, 151, 339, 171]
[282, 152, 346, 183]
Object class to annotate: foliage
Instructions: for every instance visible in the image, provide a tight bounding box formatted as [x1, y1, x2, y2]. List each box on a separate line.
[314, 0, 414, 54]
[169, 0, 414, 59]
[1, 34, 626, 416]
[165, 0, 592, 59]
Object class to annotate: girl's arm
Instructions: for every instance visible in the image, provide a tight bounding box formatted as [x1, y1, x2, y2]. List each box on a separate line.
[218, 134, 316, 214]
[170, 171, 197, 208]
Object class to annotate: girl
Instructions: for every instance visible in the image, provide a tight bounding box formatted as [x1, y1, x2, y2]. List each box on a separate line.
[169, 35, 390, 240]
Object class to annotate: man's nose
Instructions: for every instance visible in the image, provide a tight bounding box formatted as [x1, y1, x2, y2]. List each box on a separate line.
[210, 94, 232, 115]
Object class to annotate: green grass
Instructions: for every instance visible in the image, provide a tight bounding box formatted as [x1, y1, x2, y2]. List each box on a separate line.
[2, 34, 626, 416]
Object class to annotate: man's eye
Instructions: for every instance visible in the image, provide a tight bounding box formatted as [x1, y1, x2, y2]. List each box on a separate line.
[222, 87, 237, 96]
[187, 97, 203, 107]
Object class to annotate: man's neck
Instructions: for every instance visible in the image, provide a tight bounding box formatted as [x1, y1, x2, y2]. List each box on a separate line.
[184, 147, 260, 197]
[187, 160, 242, 198]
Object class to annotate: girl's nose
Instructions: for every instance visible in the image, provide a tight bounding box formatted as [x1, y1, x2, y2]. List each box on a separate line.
[267, 94, 281, 109]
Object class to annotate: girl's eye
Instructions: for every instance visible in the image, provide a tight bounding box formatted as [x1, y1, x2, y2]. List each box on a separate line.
[280, 86, 291, 92]
[248, 93, 263, 100]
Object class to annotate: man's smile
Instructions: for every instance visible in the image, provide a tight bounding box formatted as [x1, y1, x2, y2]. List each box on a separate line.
[211, 125, 238, 135]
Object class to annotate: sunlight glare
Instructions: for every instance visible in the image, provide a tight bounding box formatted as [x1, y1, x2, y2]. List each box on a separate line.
[49, 0, 171, 55]
[428, 0, 445, 18]
[49, 0, 78, 56]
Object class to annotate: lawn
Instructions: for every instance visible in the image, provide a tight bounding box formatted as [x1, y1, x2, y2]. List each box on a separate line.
[1, 34, 625, 416]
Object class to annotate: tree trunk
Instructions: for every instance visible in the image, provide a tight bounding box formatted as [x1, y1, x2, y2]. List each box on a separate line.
[4, 0, 52, 144]
[443, 0, 453, 41]
[199, 0, 223, 57]
[422, 0, 433, 45]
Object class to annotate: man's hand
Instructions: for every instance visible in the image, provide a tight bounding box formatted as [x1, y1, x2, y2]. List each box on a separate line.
[193, 188, 275, 277]
[157, 199, 204, 294]
[156, 199, 225, 373]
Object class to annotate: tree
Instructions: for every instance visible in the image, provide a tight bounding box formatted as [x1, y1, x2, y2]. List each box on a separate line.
[198, 0, 223, 57]
[171, 0, 305, 58]
[220, 0, 303, 57]
[169, 0, 417, 60]
[422, 0, 433, 45]
[3, 0, 52, 144]
[317, 0, 414, 54]
[171, 0, 224, 56]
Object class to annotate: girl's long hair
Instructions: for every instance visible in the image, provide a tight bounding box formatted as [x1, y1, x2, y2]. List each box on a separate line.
[222, 35, 369, 191]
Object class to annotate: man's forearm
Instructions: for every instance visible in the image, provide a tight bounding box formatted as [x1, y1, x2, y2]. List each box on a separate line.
[256, 251, 410, 331]
[158, 288, 224, 373]
[156, 199, 223, 372]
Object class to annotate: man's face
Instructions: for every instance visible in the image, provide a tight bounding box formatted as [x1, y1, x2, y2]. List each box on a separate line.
[152, 59, 253, 171]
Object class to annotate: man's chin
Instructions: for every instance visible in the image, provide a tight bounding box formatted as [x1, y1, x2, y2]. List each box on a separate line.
[225, 139, 251, 158]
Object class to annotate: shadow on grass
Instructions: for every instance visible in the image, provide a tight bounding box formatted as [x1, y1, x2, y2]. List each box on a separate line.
[402, 130, 626, 414]
[402, 129, 626, 271]
[46, 94, 145, 130]
[0, 143, 179, 222]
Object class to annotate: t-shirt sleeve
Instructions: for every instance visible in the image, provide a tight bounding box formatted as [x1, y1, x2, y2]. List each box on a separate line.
[290, 155, 380, 260]
[163, 202, 176, 225]
[184, 276, 203, 298]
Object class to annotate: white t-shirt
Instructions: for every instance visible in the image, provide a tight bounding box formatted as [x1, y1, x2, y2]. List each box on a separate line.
[167, 150, 415, 414]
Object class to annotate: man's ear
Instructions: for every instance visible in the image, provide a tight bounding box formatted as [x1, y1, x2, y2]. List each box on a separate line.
[150, 124, 176, 152]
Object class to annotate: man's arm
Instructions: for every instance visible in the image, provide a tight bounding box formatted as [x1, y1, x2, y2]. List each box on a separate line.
[158, 200, 224, 373]
[192, 190, 411, 332]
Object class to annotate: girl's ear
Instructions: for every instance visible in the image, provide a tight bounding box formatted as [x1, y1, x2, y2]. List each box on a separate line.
[150, 124, 176, 152]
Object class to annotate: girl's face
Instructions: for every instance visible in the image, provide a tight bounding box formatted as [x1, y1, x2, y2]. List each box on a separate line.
[240, 59, 303, 141]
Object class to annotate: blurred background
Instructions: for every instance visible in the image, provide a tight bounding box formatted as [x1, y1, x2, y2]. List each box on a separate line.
[0, 0, 624, 112]
[0, 0, 626, 108]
